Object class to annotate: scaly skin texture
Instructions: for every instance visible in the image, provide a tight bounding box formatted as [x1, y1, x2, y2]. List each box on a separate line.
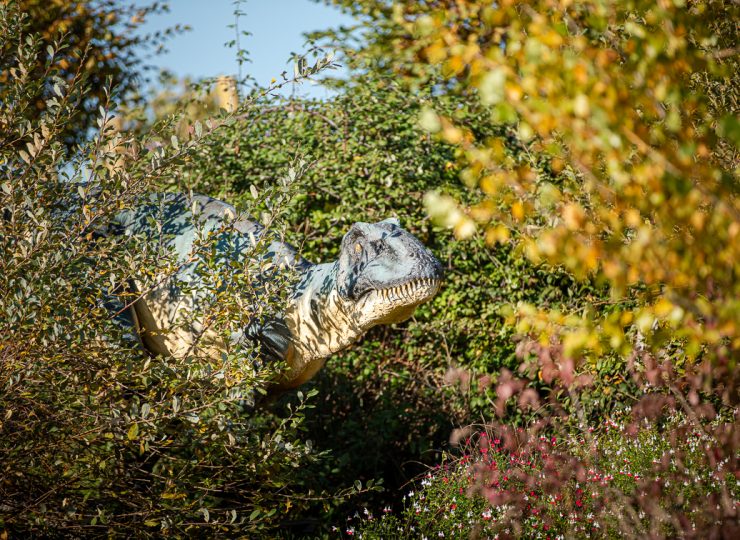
[112, 193, 443, 390]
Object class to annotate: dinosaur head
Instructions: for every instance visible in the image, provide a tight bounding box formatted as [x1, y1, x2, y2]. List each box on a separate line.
[336, 218, 443, 329]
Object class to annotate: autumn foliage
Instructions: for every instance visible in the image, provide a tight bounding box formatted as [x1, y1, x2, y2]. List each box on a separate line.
[321, 0, 739, 537]
[1, 0, 738, 537]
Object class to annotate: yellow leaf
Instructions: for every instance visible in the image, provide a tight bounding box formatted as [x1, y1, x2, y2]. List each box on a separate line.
[505, 83, 523, 102]
[485, 224, 510, 245]
[573, 94, 590, 117]
[441, 123, 463, 144]
[511, 201, 524, 221]
[444, 55, 465, 76]
[424, 41, 447, 63]
[470, 201, 495, 222]
[540, 30, 563, 48]
[454, 218, 476, 239]
[583, 246, 599, 271]
[562, 203, 585, 230]
[480, 172, 506, 195]
[654, 298, 673, 317]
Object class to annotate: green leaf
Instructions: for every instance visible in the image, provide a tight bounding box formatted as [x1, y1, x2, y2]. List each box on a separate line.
[479, 67, 506, 105]
[127, 423, 139, 440]
[718, 114, 740, 149]
[419, 107, 441, 132]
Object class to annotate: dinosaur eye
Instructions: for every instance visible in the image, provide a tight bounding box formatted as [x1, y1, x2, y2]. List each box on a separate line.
[354, 243, 362, 254]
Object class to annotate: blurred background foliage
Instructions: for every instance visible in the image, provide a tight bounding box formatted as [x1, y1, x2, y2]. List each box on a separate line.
[1, 0, 738, 537]
[0, 0, 188, 150]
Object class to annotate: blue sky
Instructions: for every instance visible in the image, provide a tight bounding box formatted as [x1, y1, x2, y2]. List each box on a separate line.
[138, 0, 353, 97]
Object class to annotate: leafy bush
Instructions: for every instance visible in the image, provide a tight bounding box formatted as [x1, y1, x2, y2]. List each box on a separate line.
[142, 73, 628, 527]
[0, 3, 338, 535]
[364, 0, 739, 375]
[4, 0, 737, 536]
[308, 0, 740, 536]
[0, 0, 181, 150]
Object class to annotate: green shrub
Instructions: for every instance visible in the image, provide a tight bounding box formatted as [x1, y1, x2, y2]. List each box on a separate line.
[0, 4, 337, 535]
[147, 73, 629, 530]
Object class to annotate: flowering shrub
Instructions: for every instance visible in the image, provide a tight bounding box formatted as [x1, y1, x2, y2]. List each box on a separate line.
[351, 410, 738, 538]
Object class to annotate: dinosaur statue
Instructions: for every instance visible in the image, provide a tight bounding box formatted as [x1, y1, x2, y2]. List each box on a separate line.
[110, 193, 443, 391]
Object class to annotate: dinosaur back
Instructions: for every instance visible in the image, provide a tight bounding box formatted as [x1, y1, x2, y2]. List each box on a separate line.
[111, 193, 307, 359]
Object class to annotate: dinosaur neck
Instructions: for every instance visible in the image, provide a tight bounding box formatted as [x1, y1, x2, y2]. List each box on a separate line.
[281, 263, 362, 387]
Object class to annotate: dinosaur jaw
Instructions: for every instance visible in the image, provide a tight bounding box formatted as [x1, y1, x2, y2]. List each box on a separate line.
[354, 277, 442, 328]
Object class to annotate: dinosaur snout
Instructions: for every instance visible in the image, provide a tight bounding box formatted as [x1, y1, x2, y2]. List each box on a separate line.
[428, 251, 444, 280]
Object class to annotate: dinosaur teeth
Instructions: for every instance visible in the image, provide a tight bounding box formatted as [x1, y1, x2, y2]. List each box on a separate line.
[373, 278, 441, 303]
